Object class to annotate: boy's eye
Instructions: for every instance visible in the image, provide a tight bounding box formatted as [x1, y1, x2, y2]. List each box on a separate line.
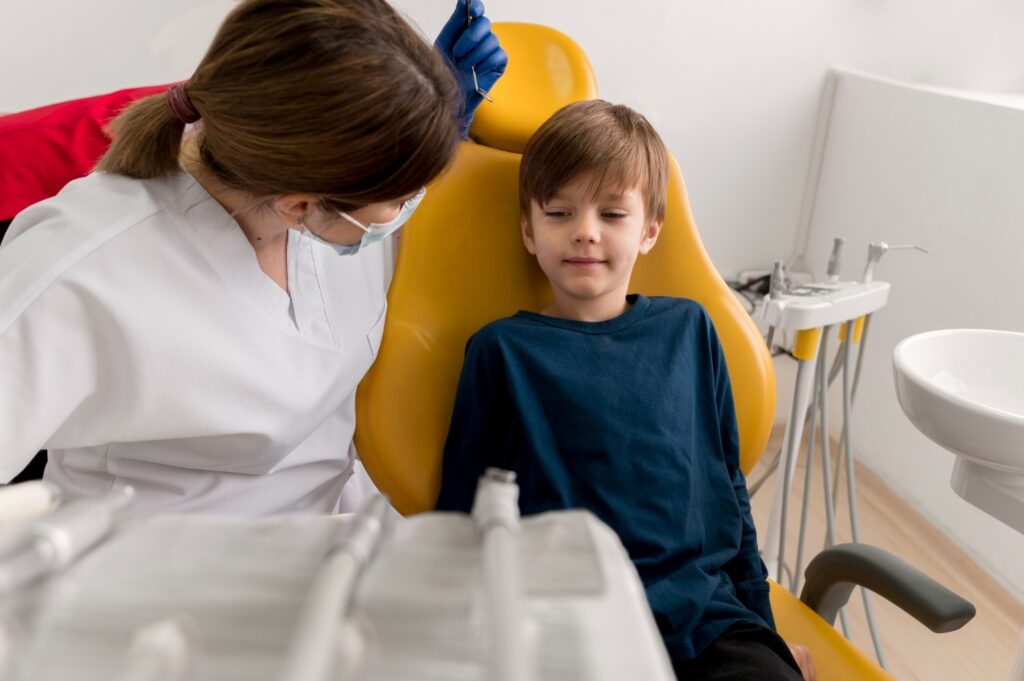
[602, 212, 627, 219]
[544, 210, 571, 218]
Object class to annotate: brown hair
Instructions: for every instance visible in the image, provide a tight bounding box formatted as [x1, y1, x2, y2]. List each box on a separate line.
[97, 0, 462, 209]
[519, 99, 669, 222]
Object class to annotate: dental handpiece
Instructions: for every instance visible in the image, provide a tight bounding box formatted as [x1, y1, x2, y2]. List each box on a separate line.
[826, 237, 846, 284]
[861, 242, 929, 283]
[0, 486, 134, 596]
[769, 260, 788, 298]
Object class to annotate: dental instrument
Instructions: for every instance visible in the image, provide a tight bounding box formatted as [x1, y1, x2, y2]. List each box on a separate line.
[763, 260, 787, 350]
[466, 2, 494, 103]
[826, 237, 845, 284]
[472, 468, 533, 681]
[0, 481, 60, 526]
[0, 486, 134, 597]
[862, 241, 928, 283]
[278, 494, 391, 681]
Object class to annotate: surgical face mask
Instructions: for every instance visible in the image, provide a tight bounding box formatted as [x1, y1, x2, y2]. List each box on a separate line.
[302, 188, 426, 256]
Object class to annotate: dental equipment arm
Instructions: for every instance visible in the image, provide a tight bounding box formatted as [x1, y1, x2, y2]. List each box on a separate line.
[278, 494, 391, 681]
[472, 468, 533, 681]
[0, 486, 134, 596]
[799, 543, 976, 633]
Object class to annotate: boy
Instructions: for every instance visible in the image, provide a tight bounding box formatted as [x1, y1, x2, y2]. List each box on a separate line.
[435, 100, 813, 680]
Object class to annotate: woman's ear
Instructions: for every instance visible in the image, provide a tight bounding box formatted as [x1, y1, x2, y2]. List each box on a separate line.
[639, 218, 663, 255]
[271, 193, 319, 227]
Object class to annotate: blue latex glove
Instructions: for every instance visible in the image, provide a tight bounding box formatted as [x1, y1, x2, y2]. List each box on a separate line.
[434, 0, 508, 137]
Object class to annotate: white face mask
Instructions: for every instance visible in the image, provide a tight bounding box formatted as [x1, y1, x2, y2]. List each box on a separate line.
[302, 188, 426, 256]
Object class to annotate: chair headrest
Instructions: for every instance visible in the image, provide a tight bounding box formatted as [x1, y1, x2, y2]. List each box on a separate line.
[469, 22, 599, 154]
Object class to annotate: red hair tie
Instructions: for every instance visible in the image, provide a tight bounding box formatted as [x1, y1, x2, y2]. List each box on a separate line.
[166, 82, 200, 124]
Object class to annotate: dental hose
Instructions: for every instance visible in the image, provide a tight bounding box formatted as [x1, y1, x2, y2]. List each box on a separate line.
[830, 314, 873, 512]
[812, 329, 850, 637]
[791, 347, 824, 594]
[774, 351, 815, 582]
[749, 336, 847, 499]
[472, 468, 533, 681]
[278, 495, 391, 681]
[841, 333, 888, 668]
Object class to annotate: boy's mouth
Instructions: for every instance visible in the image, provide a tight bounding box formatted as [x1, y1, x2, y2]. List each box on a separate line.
[564, 257, 606, 267]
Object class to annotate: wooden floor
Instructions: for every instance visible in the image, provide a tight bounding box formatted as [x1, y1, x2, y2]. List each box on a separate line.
[748, 428, 1024, 681]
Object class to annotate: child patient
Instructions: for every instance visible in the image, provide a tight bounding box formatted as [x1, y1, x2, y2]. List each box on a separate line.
[435, 99, 814, 681]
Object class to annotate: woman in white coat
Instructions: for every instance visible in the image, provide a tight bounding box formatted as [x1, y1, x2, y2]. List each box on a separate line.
[0, 0, 506, 517]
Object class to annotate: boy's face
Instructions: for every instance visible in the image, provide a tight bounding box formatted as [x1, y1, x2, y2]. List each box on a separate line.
[521, 173, 661, 319]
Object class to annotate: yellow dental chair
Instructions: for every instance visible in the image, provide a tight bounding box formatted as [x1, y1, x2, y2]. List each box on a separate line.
[355, 23, 974, 680]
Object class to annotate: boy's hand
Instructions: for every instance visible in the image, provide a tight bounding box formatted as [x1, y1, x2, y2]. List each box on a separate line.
[787, 642, 817, 681]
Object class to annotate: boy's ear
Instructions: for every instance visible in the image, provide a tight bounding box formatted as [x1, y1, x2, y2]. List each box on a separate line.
[521, 212, 537, 255]
[639, 218, 663, 255]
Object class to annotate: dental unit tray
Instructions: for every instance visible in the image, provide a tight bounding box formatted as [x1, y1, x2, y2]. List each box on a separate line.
[2, 506, 673, 680]
[762, 281, 890, 331]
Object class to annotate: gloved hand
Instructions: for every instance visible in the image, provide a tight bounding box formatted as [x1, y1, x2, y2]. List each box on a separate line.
[434, 0, 508, 138]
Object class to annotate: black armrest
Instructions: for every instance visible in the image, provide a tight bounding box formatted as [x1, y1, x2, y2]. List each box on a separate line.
[799, 543, 976, 633]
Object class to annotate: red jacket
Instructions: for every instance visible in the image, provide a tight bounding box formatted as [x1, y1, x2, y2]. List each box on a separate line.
[0, 85, 170, 220]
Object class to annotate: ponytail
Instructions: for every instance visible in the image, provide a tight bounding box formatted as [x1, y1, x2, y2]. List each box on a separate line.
[96, 92, 188, 179]
[98, 0, 461, 204]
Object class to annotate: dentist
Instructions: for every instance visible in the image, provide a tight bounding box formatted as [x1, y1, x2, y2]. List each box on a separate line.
[0, 0, 506, 517]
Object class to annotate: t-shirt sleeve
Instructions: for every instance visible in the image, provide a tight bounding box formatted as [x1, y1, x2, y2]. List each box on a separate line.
[709, 315, 776, 629]
[435, 329, 511, 513]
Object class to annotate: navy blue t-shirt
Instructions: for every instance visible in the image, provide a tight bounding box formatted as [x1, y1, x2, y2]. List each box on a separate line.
[435, 294, 774, 662]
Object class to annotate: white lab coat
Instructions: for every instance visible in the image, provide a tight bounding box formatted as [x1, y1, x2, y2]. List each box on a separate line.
[0, 171, 391, 517]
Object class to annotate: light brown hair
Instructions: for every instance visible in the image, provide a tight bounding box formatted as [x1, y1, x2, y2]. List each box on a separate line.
[519, 99, 669, 222]
[97, 0, 462, 210]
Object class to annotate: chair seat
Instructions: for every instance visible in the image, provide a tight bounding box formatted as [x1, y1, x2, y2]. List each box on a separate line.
[770, 581, 895, 680]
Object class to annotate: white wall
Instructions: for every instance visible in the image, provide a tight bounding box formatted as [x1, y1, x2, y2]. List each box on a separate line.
[4, 0, 1024, 592]
[6, 1, 1024, 278]
[801, 70, 1024, 598]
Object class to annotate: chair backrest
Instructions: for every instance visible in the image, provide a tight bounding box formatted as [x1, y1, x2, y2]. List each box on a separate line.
[355, 23, 776, 515]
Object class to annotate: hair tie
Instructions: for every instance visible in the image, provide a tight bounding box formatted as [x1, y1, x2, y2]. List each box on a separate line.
[166, 82, 201, 124]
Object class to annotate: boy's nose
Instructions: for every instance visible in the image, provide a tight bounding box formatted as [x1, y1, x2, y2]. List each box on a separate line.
[572, 216, 601, 243]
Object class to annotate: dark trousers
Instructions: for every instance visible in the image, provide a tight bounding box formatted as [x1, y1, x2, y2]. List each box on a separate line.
[673, 621, 804, 681]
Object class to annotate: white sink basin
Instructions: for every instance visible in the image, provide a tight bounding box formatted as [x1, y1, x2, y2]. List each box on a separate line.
[893, 329, 1024, 533]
